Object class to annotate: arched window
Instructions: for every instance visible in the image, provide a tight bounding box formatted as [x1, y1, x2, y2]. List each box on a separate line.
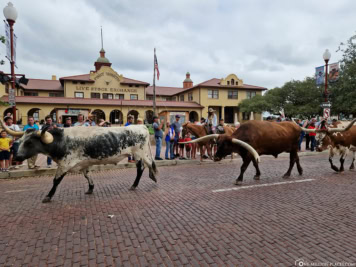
[231, 79, 235, 85]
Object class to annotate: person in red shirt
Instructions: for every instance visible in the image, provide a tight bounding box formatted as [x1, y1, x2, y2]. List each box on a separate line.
[178, 134, 185, 159]
[184, 133, 192, 159]
[308, 122, 316, 151]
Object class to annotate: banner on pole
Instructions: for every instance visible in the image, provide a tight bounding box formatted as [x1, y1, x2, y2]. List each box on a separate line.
[328, 62, 339, 83]
[4, 21, 17, 66]
[315, 66, 324, 85]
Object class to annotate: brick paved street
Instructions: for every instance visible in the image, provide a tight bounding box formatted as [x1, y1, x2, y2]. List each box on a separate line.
[0, 153, 355, 266]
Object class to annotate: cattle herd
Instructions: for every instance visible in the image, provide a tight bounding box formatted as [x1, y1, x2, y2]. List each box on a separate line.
[0, 118, 355, 203]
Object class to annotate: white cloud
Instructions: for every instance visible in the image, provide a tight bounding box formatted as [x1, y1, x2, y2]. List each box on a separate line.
[1, 0, 355, 89]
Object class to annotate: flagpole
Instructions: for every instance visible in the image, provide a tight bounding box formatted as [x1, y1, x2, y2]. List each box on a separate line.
[153, 48, 156, 116]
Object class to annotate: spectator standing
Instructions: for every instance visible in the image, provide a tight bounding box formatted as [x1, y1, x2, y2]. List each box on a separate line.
[44, 115, 57, 168]
[63, 117, 72, 128]
[74, 114, 89, 126]
[23, 116, 40, 169]
[0, 130, 12, 172]
[308, 122, 317, 151]
[153, 116, 164, 160]
[184, 133, 192, 159]
[206, 108, 217, 134]
[172, 115, 182, 158]
[88, 114, 96, 126]
[4, 116, 21, 169]
[125, 115, 135, 163]
[137, 118, 144, 125]
[164, 122, 175, 160]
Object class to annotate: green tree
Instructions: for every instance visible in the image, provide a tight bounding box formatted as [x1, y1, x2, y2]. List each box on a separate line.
[0, 35, 5, 65]
[329, 33, 356, 117]
[239, 77, 323, 118]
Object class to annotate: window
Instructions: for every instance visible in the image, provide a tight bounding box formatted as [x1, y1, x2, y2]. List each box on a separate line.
[80, 81, 85, 84]
[147, 96, 153, 100]
[236, 81, 238, 85]
[129, 85, 133, 87]
[49, 93, 64, 97]
[24, 92, 39, 96]
[208, 89, 219, 99]
[130, 94, 138, 100]
[103, 93, 113, 99]
[115, 94, 124, 99]
[72, 81, 78, 84]
[188, 93, 193, 101]
[135, 85, 139, 87]
[247, 91, 256, 99]
[231, 79, 235, 85]
[227, 81, 230, 85]
[228, 90, 238, 99]
[75, 92, 84, 98]
[180, 95, 184, 101]
[91, 93, 101, 99]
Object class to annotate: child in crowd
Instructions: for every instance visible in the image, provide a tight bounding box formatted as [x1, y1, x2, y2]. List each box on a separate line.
[0, 130, 13, 172]
[184, 133, 192, 159]
[178, 134, 185, 159]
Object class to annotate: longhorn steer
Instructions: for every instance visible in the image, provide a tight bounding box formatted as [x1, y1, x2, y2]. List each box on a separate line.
[181, 121, 313, 185]
[314, 119, 356, 172]
[1, 121, 157, 203]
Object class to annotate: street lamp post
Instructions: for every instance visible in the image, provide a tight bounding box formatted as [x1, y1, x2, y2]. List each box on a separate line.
[3, 2, 18, 123]
[322, 49, 331, 118]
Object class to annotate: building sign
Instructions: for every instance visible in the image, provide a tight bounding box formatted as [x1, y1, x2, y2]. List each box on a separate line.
[8, 88, 15, 107]
[323, 108, 330, 119]
[93, 71, 121, 82]
[76, 86, 137, 93]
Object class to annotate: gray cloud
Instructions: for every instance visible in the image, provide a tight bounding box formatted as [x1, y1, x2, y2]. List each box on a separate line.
[1, 0, 356, 90]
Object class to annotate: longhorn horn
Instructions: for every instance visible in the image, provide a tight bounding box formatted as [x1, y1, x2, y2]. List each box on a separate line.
[327, 118, 356, 133]
[37, 130, 54, 144]
[292, 119, 317, 133]
[231, 138, 261, 163]
[0, 119, 25, 137]
[179, 134, 220, 144]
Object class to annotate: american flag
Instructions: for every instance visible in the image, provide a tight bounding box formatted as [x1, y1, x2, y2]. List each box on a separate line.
[154, 53, 160, 80]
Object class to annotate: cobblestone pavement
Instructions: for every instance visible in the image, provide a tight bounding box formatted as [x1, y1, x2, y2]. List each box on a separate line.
[0, 153, 355, 266]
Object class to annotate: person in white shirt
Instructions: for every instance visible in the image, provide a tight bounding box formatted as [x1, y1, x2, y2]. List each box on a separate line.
[4, 116, 21, 169]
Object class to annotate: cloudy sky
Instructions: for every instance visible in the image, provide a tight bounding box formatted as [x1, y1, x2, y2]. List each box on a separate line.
[2, 0, 356, 89]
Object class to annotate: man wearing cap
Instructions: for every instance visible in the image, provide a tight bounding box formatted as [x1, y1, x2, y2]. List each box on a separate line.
[206, 108, 217, 134]
[153, 116, 164, 160]
[172, 115, 182, 158]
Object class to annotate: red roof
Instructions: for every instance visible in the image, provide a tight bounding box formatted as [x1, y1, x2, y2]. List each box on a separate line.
[20, 79, 63, 91]
[1, 96, 203, 108]
[177, 78, 267, 94]
[146, 86, 187, 96]
[121, 77, 149, 86]
[59, 74, 149, 85]
[59, 74, 93, 82]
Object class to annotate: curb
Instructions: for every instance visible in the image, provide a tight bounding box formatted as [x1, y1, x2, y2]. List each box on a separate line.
[0, 150, 327, 180]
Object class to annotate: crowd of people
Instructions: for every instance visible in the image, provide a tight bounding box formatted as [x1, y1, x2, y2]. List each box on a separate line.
[1, 109, 338, 172]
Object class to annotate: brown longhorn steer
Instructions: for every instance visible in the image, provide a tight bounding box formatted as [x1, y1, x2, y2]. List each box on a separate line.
[182, 120, 316, 185]
[314, 119, 356, 172]
[181, 123, 235, 162]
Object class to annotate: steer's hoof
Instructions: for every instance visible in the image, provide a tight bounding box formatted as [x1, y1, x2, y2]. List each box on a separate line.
[253, 176, 260, 180]
[85, 190, 93, 195]
[129, 186, 137, 191]
[235, 180, 243, 186]
[42, 197, 51, 203]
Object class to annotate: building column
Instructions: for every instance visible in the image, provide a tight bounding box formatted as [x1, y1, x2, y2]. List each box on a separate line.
[221, 106, 224, 121]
